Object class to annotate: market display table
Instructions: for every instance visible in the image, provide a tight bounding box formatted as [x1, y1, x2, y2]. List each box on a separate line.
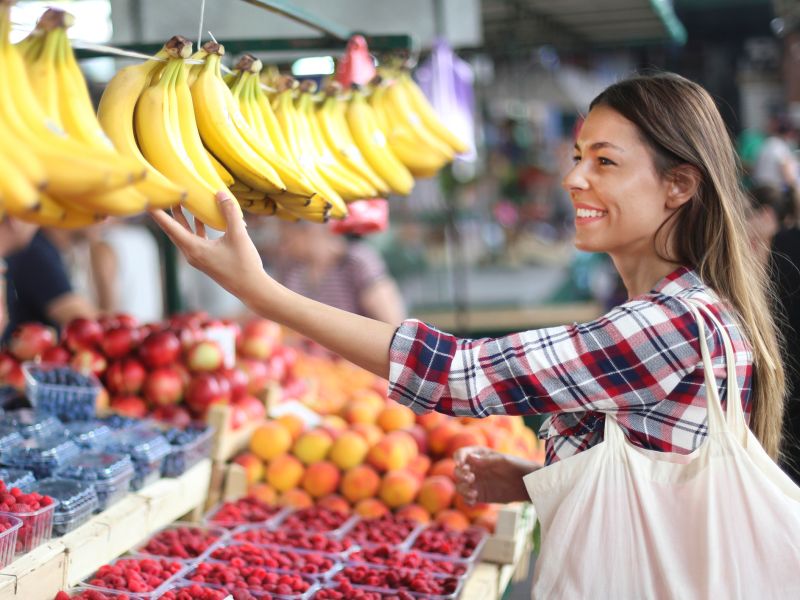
[0, 458, 212, 599]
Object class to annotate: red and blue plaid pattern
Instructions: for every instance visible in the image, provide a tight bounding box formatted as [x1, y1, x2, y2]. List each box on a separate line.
[388, 267, 753, 464]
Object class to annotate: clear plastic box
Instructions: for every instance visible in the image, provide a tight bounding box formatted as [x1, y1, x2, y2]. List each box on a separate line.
[0, 408, 63, 439]
[55, 586, 165, 599]
[0, 467, 35, 491]
[157, 582, 234, 599]
[313, 581, 458, 599]
[206, 542, 343, 580]
[406, 524, 488, 562]
[64, 421, 114, 448]
[231, 525, 355, 558]
[99, 426, 171, 490]
[55, 451, 135, 512]
[203, 499, 287, 529]
[0, 426, 23, 452]
[161, 425, 214, 478]
[132, 523, 228, 560]
[336, 514, 423, 549]
[272, 507, 352, 536]
[23, 362, 101, 422]
[333, 563, 464, 599]
[30, 478, 99, 536]
[346, 546, 473, 579]
[0, 433, 80, 478]
[0, 513, 21, 568]
[82, 556, 189, 595]
[183, 561, 318, 598]
[11, 499, 57, 554]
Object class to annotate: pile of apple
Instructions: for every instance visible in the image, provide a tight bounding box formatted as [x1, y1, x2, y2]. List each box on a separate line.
[234, 370, 544, 533]
[0, 313, 297, 430]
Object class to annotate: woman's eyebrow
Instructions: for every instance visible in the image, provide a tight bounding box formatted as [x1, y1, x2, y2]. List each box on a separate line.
[574, 141, 625, 152]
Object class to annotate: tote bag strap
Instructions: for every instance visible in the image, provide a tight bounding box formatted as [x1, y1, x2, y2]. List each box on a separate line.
[685, 299, 749, 443]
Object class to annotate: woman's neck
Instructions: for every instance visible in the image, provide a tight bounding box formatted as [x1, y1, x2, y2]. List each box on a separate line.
[611, 253, 684, 299]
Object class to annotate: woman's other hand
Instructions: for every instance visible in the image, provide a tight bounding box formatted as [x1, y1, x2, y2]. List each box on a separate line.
[454, 446, 542, 505]
[149, 194, 271, 304]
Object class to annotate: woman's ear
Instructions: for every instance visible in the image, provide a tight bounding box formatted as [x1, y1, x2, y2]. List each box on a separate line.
[666, 165, 702, 209]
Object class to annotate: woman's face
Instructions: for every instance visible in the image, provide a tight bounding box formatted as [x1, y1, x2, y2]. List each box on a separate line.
[562, 106, 675, 258]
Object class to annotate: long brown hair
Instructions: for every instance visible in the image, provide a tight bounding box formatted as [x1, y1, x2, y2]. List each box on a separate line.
[591, 73, 785, 459]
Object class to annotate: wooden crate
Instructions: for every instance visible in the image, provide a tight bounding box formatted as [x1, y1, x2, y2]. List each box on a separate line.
[480, 503, 536, 564]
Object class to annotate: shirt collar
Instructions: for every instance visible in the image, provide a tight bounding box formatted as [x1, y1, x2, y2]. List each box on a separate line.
[650, 265, 701, 295]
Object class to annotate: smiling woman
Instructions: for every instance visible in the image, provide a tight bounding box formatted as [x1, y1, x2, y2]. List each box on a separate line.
[150, 72, 800, 597]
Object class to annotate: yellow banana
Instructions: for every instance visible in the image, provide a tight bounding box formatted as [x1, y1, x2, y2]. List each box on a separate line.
[398, 71, 469, 154]
[190, 44, 286, 195]
[206, 150, 235, 186]
[0, 152, 40, 213]
[346, 90, 414, 196]
[97, 37, 189, 209]
[135, 54, 232, 230]
[0, 119, 47, 191]
[14, 194, 100, 229]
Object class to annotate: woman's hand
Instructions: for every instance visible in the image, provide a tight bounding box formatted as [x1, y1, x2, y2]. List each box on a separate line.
[149, 194, 272, 304]
[454, 446, 542, 505]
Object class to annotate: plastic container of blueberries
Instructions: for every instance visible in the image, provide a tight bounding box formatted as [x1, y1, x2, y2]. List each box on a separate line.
[80, 555, 190, 596]
[345, 546, 475, 580]
[335, 514, 424, 549]
[0, 513, 22, 568]
[131, 523, 228, 561]
[98, 426, 171, 490]
[270, 507, 354, 537]
[202, 500, 288, 530]
[405, 524, 489, 563]
[0, 408, 64, 439]
[230, 524, 356, 560]
[30, 478, 99, 536]
[22, 362, 101, 422]
[161, 425, 214, 478]
[335, 563, 465, 600]
[0, 433, 80, 479]
[55, 451, 135, 512]
[205, 542, 343, 580]
[182, 561, 318, 599]
[0, 467, 36, 491]
[63, 420, 114, 449]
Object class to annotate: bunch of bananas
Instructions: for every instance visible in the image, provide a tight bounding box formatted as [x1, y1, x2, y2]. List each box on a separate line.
[0, 5, 151, 228]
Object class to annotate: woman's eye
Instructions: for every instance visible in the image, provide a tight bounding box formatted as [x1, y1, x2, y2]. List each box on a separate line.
[572, 155, 581, 164]
[598, 157, 616, 166]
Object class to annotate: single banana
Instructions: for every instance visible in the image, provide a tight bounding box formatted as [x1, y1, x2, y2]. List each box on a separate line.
[398, 71, 469, 154]
[14, 194, 100, 229]
[0, 152, 40, 213]
[97, 37, 189, 209]
[346, 89, 414, 196]
[135, 53, 232, 230]
[0, 119, 47, 191]
[382, 78, 454, 158]
[190, 43, 286, 195]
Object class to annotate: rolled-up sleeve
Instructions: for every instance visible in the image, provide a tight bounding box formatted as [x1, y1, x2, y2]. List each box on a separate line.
[388, 295, 703, 417]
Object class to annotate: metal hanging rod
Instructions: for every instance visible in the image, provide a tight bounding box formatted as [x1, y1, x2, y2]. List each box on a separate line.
[238, 0, 352, 40]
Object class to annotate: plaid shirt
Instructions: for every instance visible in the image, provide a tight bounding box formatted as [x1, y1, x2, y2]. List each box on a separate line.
[388, 267, 753, 464]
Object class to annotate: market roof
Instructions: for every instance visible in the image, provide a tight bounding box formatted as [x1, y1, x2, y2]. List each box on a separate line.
[482, 0, 687, 51]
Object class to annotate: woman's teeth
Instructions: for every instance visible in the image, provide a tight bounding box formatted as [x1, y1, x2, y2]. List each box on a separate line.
[576, 208, 607, 218]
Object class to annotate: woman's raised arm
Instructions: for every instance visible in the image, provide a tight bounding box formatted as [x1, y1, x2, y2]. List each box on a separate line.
[150, 195, 396, 378]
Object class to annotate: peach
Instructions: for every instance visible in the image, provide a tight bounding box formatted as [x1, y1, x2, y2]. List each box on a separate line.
[343, 399, 381, 425]
[317, 494, 351, 515]
[250, 421, 293, 461]
[446, 429, 487, 457]
[396, 503, 431, 524]
[340, 465, 381, 503]
[266, 454, 304, 492]
[453, 494, 494, 520]
[302, 461, 341, 498]
[233, 452, 264, 485]
[404, 425, 428, 454]
[329, 431, 369, 470]
[387, 431, 418, 461]
[429, 458, 456, 481]
[321, 415, 348, 437]
[292, 428, 334, 465]
[279, 488, 314, 509]
[379, 470, 421, 509]
[367, 436, 410, 472]
[354, 498, 390, 519]
[276, 414, 305, 440]
[418, 475, 456, 514]
[376, 404, 416, 432]
[473, 512, 497, 533]
[350, 389, 386, 413]
[428, 422, 463, 456]
[407, 455, 432, 480]
[351, 423, 383, 447]
[248, 482, 278, 505]
[435, 508, 470, 531]
[416, 411, 448, 431]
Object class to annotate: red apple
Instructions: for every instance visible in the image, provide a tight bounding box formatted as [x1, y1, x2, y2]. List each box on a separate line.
[277, 346, 298, 371]
[230, 404, 248, 430]
[175, 326, 205, 351]
[41, 345, 71, 365]
[173, 362, 191, 391]
[267, 354, 287, 383]
[233, 394, 266, 421]
[143, 367, 184, 407]
[236, 358, 269, 395]
[64, 318, 103, 352]
[109, 395, 147, 418]
[70, 349, 107, 377]
[100, 326, 140, 360]
[97, 315, 119, 331]
[185, 340, 224, 373]
[114, 313, 138, 329]
[104, 358, 147, 395]
[185, 373, 231, 417]
[237, 319, 282, 360]
[219, 366, 249, 399]
[9, 323, 56, 361]
[0, 353, 24, 390]
[170, 311, 208, 330]
[150, 404, 192, 428]
[139, 331, 181, 368]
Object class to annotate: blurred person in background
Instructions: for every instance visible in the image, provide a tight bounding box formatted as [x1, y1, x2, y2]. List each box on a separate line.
[0, 217, 38, 333]
[746, 184, 785, 266]
[753, 113, 799, 199]
[269, 220, 406, 325]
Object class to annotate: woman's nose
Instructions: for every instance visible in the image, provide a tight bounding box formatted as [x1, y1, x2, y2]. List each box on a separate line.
[562, 162, 589, 191]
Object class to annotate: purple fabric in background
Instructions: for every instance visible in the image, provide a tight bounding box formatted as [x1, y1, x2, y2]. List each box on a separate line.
[415, 38, 476, 162]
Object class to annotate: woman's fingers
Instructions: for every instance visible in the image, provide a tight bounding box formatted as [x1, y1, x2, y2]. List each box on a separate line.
[216, 192, 246, 237]
[195, 219, 207, 239]
[170, 206, 192, 232]
[150, 209, 197, 249]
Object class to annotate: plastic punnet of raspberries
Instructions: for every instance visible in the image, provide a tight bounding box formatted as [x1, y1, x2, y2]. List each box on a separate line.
[411, 524, 485, 559]
[276, 506, 348, 533]
[341, 514, 417, 547]
[187, 561, 312, 595]
[209, 497, 282, 526]
[349, 544, 468, 577]
[314, 580, 417, 600]
[336, 565, 460, 596]
[209, 542, 337, 575]
[142, 526, 222, 559]
[232, 528, 352, 553]
[88, 557, 183, 592]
